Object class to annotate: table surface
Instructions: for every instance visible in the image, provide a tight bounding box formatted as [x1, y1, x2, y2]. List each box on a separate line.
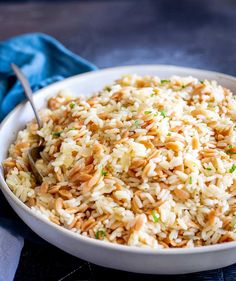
[1, 0, 236, 280]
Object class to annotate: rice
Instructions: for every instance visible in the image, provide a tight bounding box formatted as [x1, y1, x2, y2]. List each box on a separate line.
[3, 74, 236, 248]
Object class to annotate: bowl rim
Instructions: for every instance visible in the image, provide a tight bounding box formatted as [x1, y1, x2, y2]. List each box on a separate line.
[1, 64, 236, 255]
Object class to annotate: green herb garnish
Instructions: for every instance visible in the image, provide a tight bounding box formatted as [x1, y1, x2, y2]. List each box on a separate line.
[105, 86, 111, 91]
[160, 79, 170, 84]
[206, 168, 212, 171]
[134, 120, 140, 127]
[150, 93, 155, 97]
[52, 131, 62, 138]
[101, 169, 108, 176]
[200, 80, 204, 84]
[173, 85, 187, 91]
[189, 176, 193, 184]
[167, 133, 171, 136]
[95, 230, 106, 239]
[229, 144, 233, 148]
[160, 110, 167, 118]
[226, 150, 236, 155]
[69, 102, 75, 109]
[144, 110, 152, 115]
[229, 164, 236, 173]
[152, 210, 159, 223]
[69, 127, 77, 131]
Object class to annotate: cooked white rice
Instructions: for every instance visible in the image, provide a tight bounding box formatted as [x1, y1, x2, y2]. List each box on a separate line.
[4, 74, 236, 248]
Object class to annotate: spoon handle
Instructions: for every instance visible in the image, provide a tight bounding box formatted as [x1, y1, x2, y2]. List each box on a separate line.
[11, 63, 42, 129]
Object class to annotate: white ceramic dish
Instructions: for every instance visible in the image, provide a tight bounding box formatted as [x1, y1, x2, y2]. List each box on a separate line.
[1, 65, 236, 275]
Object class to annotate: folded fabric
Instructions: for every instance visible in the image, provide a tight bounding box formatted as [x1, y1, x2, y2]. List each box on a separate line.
[0, 32, 97, 281]
[0, 221, 24, 281]
[0, 32, 97, 120]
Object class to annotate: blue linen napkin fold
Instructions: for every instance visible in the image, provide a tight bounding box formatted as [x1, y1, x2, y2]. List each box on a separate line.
[0, 32, 97, 281]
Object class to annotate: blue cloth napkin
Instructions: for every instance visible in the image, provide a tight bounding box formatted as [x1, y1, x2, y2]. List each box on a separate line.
[0, 33, 97, 281]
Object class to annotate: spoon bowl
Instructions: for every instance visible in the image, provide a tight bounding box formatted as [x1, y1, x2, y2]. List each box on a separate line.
[11, 63, 44, 184]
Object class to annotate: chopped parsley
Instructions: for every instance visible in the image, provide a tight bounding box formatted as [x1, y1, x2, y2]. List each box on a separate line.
[200, 80, 204, 84]
[229, 144, 233, 148]
[69, 127, 77, 131]
[134, 120, 140, 127]
[206, 168, 212, 171]
[150, 93, 155, 97]
[229, 164, 236, 173]
[152, 210, 159, 223]
[144, 110, 152, 115]
[174, 85, 187, 91]
[160, 79, 170, 84]
[69, 102, 76, 109]
[105, 86, 111, 91]
[226, 149, 236, 155]
[189, 176, 193, 184]
[52, 131, 62, 138]
[101, 169, 108, 176]
[95, 230, 106, 239]
[167, 133, 171, 136]
[160, 110, 167, 118]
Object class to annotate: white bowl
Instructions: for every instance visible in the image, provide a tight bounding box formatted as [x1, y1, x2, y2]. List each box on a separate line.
[1, 65, 236, 275]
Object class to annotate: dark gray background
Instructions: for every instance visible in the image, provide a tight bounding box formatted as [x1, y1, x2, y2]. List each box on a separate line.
[1, 0, 236, 280]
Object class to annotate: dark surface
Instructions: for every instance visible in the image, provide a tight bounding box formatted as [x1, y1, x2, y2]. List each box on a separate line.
[1, 0, 236, 280]
[13, 241, 236, 281]
[1, 0, 236, 75]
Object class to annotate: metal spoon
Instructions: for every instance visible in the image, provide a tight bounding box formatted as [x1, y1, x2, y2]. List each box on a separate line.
[11, 63, 44, 184]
